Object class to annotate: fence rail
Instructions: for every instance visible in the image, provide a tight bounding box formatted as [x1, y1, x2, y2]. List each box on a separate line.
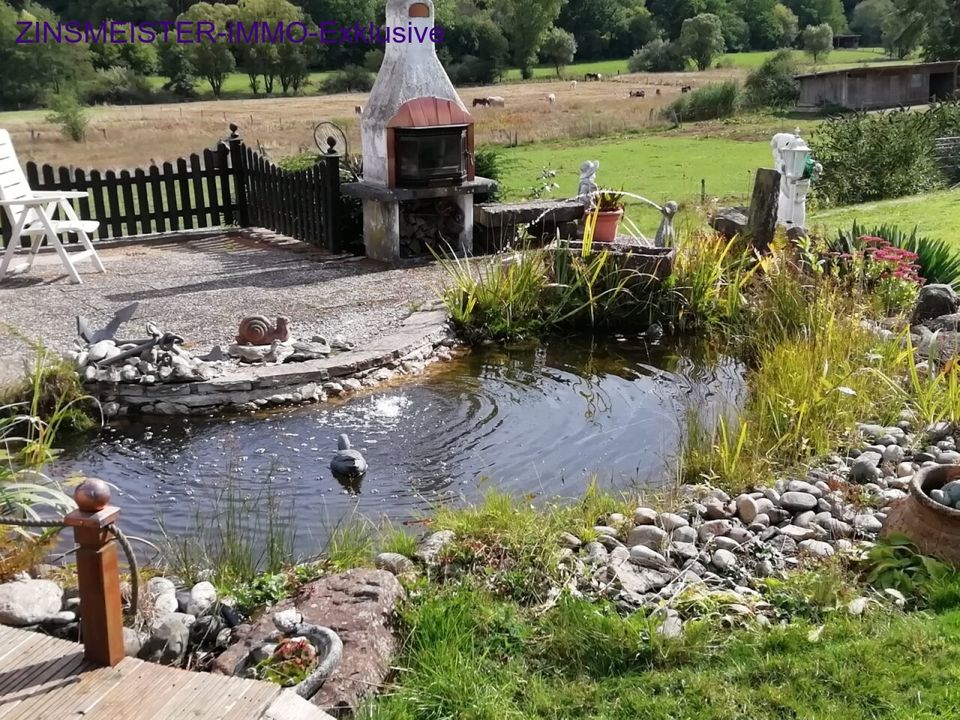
[1, 125, 340, 251]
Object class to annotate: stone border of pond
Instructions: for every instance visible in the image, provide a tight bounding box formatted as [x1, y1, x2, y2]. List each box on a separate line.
[84, 309, 455, 416]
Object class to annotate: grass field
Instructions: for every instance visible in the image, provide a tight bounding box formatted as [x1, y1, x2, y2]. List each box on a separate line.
[811, 188, 960, 244]
[499, 132, 777, 229]
[719, 46, 908, 69]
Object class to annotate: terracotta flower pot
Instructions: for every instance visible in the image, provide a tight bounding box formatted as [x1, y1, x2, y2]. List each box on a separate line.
[589, 209, 623, 243]
[882, 463, 960, 566]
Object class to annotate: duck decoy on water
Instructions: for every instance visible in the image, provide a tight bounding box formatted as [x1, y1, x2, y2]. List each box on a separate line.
[330, 434, 368, 479]
[641, 322, 664, 345]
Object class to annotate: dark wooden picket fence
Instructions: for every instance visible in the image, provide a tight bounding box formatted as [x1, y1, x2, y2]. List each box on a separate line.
[0, 125, 341, 252]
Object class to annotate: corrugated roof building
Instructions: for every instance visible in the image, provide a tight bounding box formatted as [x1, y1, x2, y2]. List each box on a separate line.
[795, 61, 960, 111]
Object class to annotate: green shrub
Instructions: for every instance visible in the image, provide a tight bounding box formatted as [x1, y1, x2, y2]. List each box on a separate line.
[811, 107, 948, 206]
[276, 152, 319, 172]
[663, 81, 742, 122]
[628, 38, 687, 72]
[321, 66, 375, 93]
[473, 146, 513, 202]
[45, 94, 88, 142]
[744, 50, 800, 109]
[83, 66, 154, 105]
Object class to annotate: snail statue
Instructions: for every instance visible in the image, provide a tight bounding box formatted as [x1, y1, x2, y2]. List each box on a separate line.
[236, 316, 290, 346]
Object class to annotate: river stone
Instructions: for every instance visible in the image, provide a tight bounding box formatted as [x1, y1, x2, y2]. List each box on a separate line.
[780, 492, 818, 513]
[627, 525, 669, 551]
[187, 581, 218, 616]
[670, 542, 700, 562]
[139, 615, 190, 665]
[375, 552, 417, 575]
[0, 579, 63, 627]
[271, 609, 302, 634]
[799, 540, 835, 558]
[633, 507, 657, 525]
[711, 536, 741, 552]
[152, 590, 179, 616]
[780, 524, 816, 541]
[938, 450, 960, 464]
[146, 576, 176, 599]
[711, 549, 737, 572]
[656, 513, 688, 532]
[850, 457, 881, 484]
[793, 511, 816, 529]
[882, 444, 905, 464]
[787, 480, 822, 498]
[854, 514, 883, 533]
[698, 520, 733, 542]
[914, 283, 960, 322]
[671, 526, 697, 544]
[414, 530, 456, 566]
[735, 495, 759, 523]
[583, 541, 609, 564]
[123, 627, 144, 657]
[656, 609, 683, 639]
[87, 340, 117, 363]
[629, 545, 668, 569]
[214, 569, 404, 715]
[703, 498, 732, 520]
[818, 517, 853, 538]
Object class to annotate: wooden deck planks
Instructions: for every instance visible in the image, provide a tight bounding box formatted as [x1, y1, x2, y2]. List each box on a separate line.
[0, 627, 287, 720]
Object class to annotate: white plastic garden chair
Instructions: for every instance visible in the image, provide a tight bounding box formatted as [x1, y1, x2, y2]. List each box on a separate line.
[0, 129, 105, 284]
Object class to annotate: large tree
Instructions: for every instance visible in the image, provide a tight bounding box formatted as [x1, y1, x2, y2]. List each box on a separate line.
[680, 12, 726, 69]
[773, 3, 800, 45]
[493, 0, 564, 77]
[647, 0, 707, 38]
[850, 0, 894, 44]
[539, 26, 578, 76]
[802, 21, 834, 61]
[178, 2, 237, 97]
[786, 0, 847, 30]
[890, 0, 959, 61]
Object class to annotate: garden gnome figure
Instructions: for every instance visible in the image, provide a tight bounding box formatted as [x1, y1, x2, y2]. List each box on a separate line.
[578, 160, 599, 207]
[771, 129, 816, 230]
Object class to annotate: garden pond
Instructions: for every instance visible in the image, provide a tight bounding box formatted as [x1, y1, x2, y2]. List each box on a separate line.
[53, 336, 745, 557]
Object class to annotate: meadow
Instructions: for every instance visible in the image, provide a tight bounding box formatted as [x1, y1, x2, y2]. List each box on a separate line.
[811, 188, 960, 244]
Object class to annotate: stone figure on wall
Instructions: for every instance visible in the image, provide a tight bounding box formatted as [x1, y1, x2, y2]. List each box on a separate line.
[577, 160, 599, 206]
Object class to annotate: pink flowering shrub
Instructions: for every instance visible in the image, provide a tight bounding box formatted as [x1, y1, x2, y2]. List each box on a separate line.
[823, 235, 922, 315]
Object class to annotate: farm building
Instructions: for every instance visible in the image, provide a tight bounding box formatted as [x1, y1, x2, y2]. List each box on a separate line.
[795, 61, 960, 111]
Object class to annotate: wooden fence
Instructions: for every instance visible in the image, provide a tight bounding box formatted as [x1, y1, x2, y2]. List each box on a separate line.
[0, 125, 341, 252]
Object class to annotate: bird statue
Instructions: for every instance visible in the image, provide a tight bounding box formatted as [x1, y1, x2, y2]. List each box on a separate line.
[641, 322, 664, 345]
[330, 434, 368, 480]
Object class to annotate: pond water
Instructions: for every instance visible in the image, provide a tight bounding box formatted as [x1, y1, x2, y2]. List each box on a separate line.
[53, 336, 746, 558]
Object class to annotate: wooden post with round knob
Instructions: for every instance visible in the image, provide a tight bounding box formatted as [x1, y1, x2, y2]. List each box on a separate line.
[64, 479, 124, 667]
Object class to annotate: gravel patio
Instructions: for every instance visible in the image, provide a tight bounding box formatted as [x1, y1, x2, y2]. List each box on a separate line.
[0, 230, 446, 387]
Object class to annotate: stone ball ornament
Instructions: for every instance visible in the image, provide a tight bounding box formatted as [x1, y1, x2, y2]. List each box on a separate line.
[74, 478, 112, 512]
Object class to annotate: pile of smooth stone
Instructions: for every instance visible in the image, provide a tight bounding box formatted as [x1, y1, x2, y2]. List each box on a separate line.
[69, 324, 225, 386]
[554, 412, 952, 632]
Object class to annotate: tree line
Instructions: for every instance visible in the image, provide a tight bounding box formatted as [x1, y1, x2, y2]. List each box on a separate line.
[0, 0, 957, 110]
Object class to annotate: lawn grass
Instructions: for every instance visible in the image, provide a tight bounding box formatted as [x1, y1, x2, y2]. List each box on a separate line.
[498, 133, 773, 228]
[720, 46, 906, 69]
[811, 188, 960, 246]
[367, 577, 960, 719]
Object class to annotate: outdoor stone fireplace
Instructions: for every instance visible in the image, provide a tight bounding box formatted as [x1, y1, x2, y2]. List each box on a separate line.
[342, 0, 495, 261]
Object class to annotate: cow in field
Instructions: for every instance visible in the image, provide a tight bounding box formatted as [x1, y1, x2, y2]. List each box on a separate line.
[681, 85, 693, 93]
[472, 97, 490, 107]
[584, 72, 602, 81]
[487, 96, 506, 107]
[570, 80, 577, 89]
[547, 93, 556, 104]
[629, 90, 645, 98]
[355, 105, 363, 114]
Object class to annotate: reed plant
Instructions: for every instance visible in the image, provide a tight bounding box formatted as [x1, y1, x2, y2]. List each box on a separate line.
[0, 348, 90, 576]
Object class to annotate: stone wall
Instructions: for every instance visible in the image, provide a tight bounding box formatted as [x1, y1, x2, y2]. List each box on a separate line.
[87, 310, 454, 416]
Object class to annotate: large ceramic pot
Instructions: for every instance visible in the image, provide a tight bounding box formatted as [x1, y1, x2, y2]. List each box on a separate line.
[589, 209, 623, 243]
[882, 463, 960, 566]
